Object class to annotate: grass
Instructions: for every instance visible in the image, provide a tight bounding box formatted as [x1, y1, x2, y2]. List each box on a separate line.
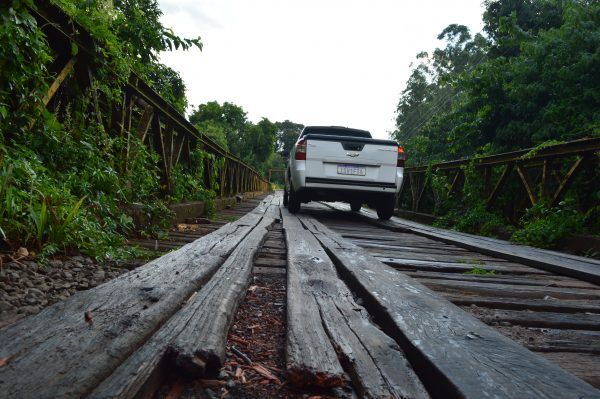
[464, 267, 497, 276]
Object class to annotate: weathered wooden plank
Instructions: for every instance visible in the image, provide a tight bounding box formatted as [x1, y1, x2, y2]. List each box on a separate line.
[283, 213, 347, 388]
[444, 294, 600, 313]
[539, 352, 600, 388]
[367, 248, 503, 263]
[515, 328, 600, 354]
[379, 257, 550, 275]
[419, 278, 600, 300]
[326, 202, 600, 284]
[300, 215, 599, 398]
[0, 199, 272, 399]
[406, 270, 596, 289]
[91, 213, 276, 398]
[254, 257, 287, 268]
[169, 215, 276, 375]
[352, 241, 472, 255]
[479, 309, 600, 331]
[284, 210, 428, 397]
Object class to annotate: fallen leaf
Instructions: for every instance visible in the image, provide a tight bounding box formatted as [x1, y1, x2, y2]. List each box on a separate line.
[251, 364, 281, 384]
[84, 311, 94, 326]
[16, 247, 28, 258]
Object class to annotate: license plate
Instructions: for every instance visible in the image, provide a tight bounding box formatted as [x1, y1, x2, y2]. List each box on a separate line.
[337, 164, 366, 176]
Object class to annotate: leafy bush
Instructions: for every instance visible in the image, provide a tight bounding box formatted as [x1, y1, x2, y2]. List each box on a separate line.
[511, 200, 585, 248]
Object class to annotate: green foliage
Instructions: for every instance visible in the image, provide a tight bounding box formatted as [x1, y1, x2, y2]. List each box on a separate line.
[393, 0, 600, 164]
[189, 101, 293, 178]
[511, 200, 585, 248]
[464, 267, 496, 276]
[275, 120, 304, 154]
[0, 1, 212, 260]
[170, 148, 216, 204]
[395, 0, 598, 250]
[0, 2, 53, 139]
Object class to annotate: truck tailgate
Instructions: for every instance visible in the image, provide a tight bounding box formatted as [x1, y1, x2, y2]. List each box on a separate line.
[304, 135, 398, 184]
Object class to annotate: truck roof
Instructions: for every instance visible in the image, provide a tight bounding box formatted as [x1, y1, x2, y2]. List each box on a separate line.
[300, 126, 372, 139]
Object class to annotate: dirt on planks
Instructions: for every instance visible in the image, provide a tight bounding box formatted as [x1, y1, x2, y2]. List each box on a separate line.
[158, 273, 350, 399]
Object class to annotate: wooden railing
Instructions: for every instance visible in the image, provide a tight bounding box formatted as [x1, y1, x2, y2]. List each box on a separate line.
[27, 1, 270, 197]
[398, 137, 600, 218]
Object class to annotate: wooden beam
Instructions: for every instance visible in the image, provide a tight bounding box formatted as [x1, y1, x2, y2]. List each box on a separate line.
[551, 156, 586, 207]
[448, 169, 462, 196]
[42, 56, 77, 107]
[541, 159, 552, 198]
[486, 163, 512, 209]
[174, 137, 185, 167]
[0, 206, 271, 399]
[284, 212, 427, 396]
[136, 106, 154, 142]
[482, 166, 491, 197]
[416, 173, 429, 212]
[516, 164, 537, 205]
[300, 215, 599, 398]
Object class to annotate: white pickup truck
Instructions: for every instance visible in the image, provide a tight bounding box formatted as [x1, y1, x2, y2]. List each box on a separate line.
[284, 126, 405, 219]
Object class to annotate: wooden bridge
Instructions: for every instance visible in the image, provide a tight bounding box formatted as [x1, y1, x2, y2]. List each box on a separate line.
[1, 192, 599, 398]
[3, 2, 600, 398]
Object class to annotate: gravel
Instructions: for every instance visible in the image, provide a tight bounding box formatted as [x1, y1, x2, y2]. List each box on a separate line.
[0, 256, 132, 328]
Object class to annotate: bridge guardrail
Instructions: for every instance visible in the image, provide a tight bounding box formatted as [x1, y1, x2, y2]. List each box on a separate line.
[28, 1, 270, 197]
[398, 137, 600, 218]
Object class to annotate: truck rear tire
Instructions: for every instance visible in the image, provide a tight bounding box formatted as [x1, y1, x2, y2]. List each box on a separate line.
[288, 186, 301, 213]
[376, 196, 396, 220]
[350, 201, 362, 212]
[283, 187, 289, 207]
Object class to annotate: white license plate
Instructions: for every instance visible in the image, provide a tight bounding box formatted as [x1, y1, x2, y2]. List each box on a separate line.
[337, 164, 366, 176]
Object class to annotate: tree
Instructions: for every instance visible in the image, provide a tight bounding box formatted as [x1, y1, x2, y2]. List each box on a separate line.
[112, 0, 202, 64]
[274, 120, 304, 154]
[189, 101, 248, 154]
[393, 0, 599, 165]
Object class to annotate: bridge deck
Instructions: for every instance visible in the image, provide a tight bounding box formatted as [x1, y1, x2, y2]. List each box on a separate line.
[0, 192, 598, 398]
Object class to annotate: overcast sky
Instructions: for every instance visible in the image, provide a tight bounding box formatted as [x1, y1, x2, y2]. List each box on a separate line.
[157, 0, 485, 139]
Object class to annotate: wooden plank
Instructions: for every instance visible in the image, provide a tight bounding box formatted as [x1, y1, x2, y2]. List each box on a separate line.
[443, 294, 600, 314]
[539, 352, 600, 388]
[0, 200, 272, 399]
[299, 215, 599, 398]
[283, 210, 428, 397]
[91, 213, 277, 398]
[379, 257, 551, 275]
[405, 270, 596, 289]
[283, 213, 346, 388]
[419, 278, 600, 300]
[511, 328, 600, 354]
[367, 248, 506, 263]
[353, 241, 471, 255]
[478, 309, 600, 331]
[327, 202, 600, 284]
[253, 257, 286, 268]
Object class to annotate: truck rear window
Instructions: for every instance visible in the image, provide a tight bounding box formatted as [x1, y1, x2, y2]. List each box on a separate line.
[300, 126, 372, 139]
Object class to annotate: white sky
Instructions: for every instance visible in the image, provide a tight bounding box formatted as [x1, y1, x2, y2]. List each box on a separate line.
[157, 0, 485, 139]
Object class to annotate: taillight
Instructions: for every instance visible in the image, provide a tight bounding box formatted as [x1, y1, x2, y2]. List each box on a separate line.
[295, 139, 307, 160]
[397, 146, 406, 167]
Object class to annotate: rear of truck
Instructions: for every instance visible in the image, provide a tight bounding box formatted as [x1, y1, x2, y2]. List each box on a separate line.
[285, 126, 405, 219]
